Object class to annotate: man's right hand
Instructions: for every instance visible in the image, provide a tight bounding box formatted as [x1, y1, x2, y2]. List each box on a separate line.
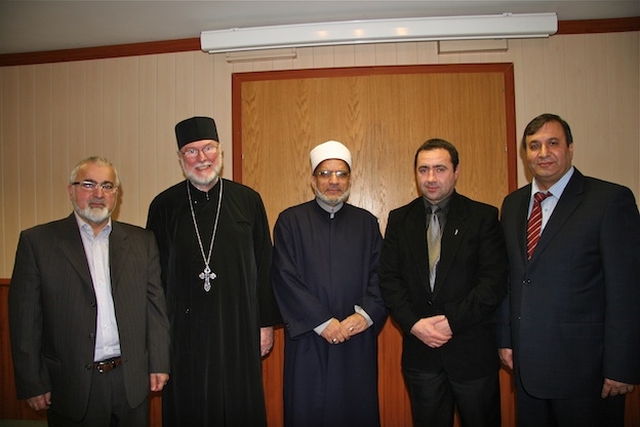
[410, 315, 452, 348]
[499, 348, 513, 370]
[26, 392, 51, 411]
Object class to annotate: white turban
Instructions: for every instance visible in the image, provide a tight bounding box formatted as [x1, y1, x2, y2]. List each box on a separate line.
[309, 140, 352, 173]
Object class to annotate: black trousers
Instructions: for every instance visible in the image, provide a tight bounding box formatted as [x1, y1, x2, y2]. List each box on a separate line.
[47, 366, 148, 427]
[403, 367, 501, 427]
[515, 369, 625, 427]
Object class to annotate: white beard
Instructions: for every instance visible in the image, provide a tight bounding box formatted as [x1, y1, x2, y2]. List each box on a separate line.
[314, 186, 350, 206]
[74, 203, 113, 225]
[181, 157, 222, 189]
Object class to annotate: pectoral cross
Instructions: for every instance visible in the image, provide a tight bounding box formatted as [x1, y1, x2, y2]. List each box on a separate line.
[199, 266, 216, 292]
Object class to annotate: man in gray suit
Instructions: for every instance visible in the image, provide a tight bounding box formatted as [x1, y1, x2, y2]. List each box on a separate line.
[9, 156, 171, 427]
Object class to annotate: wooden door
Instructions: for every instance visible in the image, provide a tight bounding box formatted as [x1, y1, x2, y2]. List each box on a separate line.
[233, 63, 517, 427]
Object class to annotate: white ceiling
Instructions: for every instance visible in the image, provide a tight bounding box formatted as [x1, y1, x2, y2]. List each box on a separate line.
[1, 1, 639, 55]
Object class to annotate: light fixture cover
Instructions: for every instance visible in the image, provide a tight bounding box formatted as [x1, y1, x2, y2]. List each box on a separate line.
[201, 13, 558, 54]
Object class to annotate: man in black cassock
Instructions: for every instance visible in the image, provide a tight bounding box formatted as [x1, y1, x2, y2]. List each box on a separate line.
[272, 140, 388, 427]
[146, 116, 280, 426]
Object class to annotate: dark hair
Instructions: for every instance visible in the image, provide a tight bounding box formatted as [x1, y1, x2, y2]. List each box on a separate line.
[521, 113, 573, 150]
[414, 138, 459, 170]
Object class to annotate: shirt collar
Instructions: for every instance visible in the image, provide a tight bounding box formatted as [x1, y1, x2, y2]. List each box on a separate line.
[532, 166, 574, 200]
[422, 193, 452, 214]
[73, 211, 112, 238]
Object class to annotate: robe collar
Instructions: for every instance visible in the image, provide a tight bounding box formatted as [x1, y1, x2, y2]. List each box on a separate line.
[187, 178, 221, 204]
[315, 198, 344, 219]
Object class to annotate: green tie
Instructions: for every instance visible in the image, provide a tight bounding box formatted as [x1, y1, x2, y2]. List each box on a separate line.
[428, 206, 441, 291]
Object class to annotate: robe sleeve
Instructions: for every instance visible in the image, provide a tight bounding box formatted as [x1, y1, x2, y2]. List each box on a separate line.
[252, 192, 281, 326]
[272, 212, 333, 338]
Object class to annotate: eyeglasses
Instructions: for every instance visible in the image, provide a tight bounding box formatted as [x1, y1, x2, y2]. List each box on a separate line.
[315, 170, 350, 180]
[182, 144, 219, 158]
[71, 180, 118, 194]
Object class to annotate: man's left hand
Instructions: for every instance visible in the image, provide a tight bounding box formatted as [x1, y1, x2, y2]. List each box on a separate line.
[260, 326, 275, 357]
[150, 373, 170, 392]
[341, 313, 368, 336]
[601, 378, 635, 398]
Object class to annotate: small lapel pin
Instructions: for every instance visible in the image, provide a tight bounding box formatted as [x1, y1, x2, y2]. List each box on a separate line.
[454, 229, 459, 235]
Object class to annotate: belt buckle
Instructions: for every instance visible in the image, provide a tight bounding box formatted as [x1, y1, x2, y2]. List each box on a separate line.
[94, 357, 120, 373]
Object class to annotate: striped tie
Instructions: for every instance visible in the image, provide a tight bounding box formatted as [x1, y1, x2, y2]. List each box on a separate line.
[526, 191, 551, 260]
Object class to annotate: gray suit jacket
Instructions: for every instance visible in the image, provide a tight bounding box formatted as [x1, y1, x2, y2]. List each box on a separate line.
[9, 214, 170, 420]
[498, 169, 640, 398]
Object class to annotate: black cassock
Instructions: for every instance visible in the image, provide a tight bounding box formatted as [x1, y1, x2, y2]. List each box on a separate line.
[147, 179, 280, 426]
[272, 201, 387, 427]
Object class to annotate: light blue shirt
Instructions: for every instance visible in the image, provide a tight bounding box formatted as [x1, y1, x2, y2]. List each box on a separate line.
[529, 166, 575, 232]
[74, 213, 121, 361]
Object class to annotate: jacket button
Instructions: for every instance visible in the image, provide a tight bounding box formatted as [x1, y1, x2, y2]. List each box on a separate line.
[85, 364, 93, 370]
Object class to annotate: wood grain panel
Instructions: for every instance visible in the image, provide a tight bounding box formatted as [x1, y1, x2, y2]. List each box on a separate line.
[236, 64, 513, 427]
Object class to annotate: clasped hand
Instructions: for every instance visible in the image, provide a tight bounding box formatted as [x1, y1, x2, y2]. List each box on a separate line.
[321, 313, 368, 344]
[410, 315, 452, 348]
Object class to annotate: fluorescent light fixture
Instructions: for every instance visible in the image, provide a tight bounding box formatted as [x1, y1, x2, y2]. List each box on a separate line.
[438, 39, 509, 54]
[201, 13, 557, 54]
[225, 48, 297, 63]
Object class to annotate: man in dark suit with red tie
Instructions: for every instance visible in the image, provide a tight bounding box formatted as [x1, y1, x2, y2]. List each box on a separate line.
[498, 113, 640, 426]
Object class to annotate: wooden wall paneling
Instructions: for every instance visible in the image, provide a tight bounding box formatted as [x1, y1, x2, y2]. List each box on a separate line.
[193, 51, 215, 114]
[1, 67, 19, 273]
[34, 64, 53, 224]
[138, 55, 160, 220]
[85, 60, 105, 157]
[235, 64, 513, 427]
[119, 57, 140, 224]
[18, 66, 37, 233]
[68, 62, 86, 170]
[102, 58, 121, 174]
[605, 33, 640, 189]
[51, 62, 72, 221]
[174, 52, 196, 120]
[156, 54, 181, 197]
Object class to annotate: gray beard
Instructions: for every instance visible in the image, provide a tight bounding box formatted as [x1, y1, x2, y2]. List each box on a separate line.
[74, 204, 112, 225]
[314, 186, 350, 206]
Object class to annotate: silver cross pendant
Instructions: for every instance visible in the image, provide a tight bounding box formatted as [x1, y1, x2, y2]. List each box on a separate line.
[199, 266, 217, 292]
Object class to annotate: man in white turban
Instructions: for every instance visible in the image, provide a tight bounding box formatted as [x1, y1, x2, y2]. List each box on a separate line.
[272, 140, 388, 427]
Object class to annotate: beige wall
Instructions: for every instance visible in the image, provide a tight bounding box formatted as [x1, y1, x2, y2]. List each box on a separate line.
[1, 32, 638, 276]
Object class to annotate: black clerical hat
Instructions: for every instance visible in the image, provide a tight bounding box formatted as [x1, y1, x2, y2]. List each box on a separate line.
[175, 116, 219, 149]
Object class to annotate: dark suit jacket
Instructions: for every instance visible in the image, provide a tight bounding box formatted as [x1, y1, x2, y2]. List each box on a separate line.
[9, 214, 171, 421]
[379, 191, 508, 380]
[498, 168, 640, 399]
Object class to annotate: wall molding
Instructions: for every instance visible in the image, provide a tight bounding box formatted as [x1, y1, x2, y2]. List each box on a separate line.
[0, 17, 637, 67]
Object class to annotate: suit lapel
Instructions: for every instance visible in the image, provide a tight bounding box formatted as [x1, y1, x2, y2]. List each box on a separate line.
[433, 192, 467, 298]
[515, 187, 531, 265]
[109, 222, 130, 294]
[405, 198, 430, 291]
[57, 215, 94, 290]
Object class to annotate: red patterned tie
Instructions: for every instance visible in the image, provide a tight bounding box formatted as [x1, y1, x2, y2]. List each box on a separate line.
[526, 191, 551, 260]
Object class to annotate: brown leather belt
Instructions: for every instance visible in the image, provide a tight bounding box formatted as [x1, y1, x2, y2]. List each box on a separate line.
[93, 356, 122, 373]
